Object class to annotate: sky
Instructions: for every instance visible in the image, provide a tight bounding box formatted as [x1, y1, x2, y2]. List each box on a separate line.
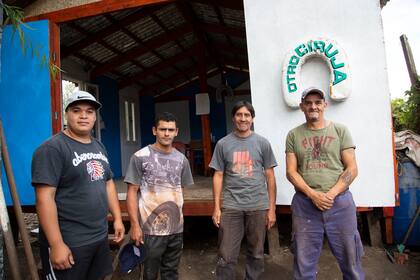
[382, 0, 420, 99]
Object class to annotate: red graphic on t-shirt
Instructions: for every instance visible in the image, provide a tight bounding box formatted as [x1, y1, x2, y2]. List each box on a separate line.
[232, 151, 253, 177]
[86, 160, 105, 181]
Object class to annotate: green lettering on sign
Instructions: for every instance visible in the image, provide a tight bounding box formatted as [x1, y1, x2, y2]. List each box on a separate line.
[289, 55, 300, 65]
[324, 43, 338, 58]
[313, 41, 325, 52]
[295, 44, 308, 57]
[333, 70, 347, 85]
[330, 56, 344, 69]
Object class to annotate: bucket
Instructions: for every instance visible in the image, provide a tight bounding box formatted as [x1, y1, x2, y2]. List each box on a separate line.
[392, 157, 420, 246]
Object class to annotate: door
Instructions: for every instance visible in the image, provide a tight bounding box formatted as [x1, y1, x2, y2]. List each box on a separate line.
[0, 20, 52, 205]
[119, 88, 140, 175]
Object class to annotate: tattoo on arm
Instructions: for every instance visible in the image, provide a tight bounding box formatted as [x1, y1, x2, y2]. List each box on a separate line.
[340, 170, 352, 186]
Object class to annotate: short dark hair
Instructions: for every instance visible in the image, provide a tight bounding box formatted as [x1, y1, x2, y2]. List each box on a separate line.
[154, 112, 178, 127]
[231, 100, 255, 118]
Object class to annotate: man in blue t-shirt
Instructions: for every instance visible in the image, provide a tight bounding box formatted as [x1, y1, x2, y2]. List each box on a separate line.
[32, 90, 125, 280]
[209, 100, 277, 280]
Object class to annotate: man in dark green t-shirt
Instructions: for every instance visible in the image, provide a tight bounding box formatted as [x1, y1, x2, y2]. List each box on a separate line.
[285, 87, 364, 280]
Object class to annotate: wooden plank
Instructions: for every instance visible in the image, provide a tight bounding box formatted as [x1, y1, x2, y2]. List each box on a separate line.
[25, 0, 173, 23]
[49, 21, 62, 135]
[197, 49, 212, 176]
[400, 34, 419, 86]
[191, 0, 244, 10]
[197, 23, 246, 38]
[183, 201, 214, 216]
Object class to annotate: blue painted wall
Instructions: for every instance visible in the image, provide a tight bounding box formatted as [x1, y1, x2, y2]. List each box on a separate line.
[93, 76, 122, 177]
[137, 72, 249, 150]
[0, 21, 51, 205]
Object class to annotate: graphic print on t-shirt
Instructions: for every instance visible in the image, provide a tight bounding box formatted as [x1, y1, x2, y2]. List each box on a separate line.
[131, 147, 188, 235]
[301, 135, 336, 171]
[86, 160, 105, 181]
[232, 151, 253, 177]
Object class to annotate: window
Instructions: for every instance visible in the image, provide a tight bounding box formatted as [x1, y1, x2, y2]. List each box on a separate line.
[124, 99, 137, 143]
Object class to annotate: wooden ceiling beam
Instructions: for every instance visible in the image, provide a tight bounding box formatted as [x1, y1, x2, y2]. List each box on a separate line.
[211, 42, 247, 55]
[141, 64, 198, 95]
[68, 22, 165, 83]
[148, 13, 193, 83]
[190, 0, 243, 11]
[153, 67, 221, 102]
[61, 7, 160, 58]
[25, 0, 173, 23]
[119, 44, 201, 89]
[91, 24, 193, 78]
[196, 23, 245, 38]
[176, 1, 224, 76]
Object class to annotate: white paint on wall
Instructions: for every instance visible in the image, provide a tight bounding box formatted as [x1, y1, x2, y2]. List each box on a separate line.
[244, 0, 395, 206]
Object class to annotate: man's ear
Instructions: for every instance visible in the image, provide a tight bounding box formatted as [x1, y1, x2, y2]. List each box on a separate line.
[152, 126, 157, 136]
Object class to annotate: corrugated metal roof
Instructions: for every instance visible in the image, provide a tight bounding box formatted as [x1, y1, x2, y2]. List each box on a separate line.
[60, 0, 249, 97]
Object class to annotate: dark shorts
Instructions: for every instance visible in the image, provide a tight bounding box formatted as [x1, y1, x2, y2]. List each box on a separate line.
[40, 238, 112, 280]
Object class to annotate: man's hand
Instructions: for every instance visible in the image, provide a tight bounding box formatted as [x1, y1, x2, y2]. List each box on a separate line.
[130, 223, 144, 246]
[266, 208, 276, 229]
[212, 208, 221, 227]
[113, 220, 125, 243]
[50, 242, 74, 270]
[309, 191, 334, 211]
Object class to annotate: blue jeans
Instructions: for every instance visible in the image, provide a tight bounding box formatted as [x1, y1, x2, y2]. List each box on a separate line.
[143, 233, 183, 280]
[291, 191, 365, 280]
[216, 208, 267, 280]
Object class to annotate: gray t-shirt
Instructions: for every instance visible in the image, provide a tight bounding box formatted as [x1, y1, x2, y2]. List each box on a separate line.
[31, 132, 112, 247]
[124, 145, 194, 236]
[209, 132, 277, 210]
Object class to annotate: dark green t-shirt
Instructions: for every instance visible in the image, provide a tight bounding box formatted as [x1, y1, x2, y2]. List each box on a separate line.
[285, 122, 355, 192]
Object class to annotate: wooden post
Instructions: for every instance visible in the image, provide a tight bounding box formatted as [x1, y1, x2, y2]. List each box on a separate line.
[198, 46, 212, 176]
[400, 34, 419, 86]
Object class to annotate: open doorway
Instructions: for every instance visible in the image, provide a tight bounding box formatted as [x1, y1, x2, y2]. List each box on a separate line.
[57, 0, 251, 178]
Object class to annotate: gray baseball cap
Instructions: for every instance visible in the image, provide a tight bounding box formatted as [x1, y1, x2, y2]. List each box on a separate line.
[65, 90, 102, 111]
[301, 87, 325, 101]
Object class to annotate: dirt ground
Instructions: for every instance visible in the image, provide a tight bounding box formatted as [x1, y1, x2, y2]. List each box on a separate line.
[7, 215, 420, 279]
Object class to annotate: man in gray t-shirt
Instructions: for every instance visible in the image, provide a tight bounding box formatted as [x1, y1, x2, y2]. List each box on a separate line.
[209, 101, 277, 280]
[125, 112, 193, 280]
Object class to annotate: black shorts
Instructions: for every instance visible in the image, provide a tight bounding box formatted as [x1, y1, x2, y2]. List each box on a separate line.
[40, 238, 113, 280]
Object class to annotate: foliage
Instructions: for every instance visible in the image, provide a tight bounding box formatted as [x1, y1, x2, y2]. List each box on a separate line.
[391, 82, 420, 134]
[1, 3, 61, 80]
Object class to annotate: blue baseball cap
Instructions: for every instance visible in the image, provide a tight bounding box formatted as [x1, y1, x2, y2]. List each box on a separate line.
[119, 243, 148, 274]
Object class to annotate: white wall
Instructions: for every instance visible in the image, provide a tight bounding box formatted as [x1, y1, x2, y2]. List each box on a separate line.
[244, 0, 395, 206]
